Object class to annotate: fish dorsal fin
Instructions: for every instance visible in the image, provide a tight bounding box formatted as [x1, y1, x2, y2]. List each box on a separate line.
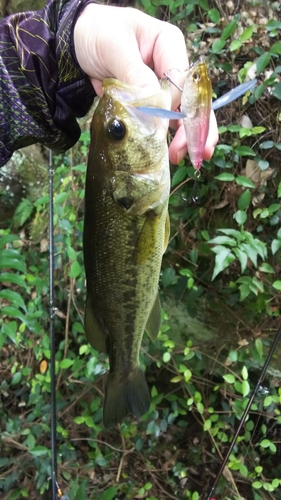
[84, 297, 108, 353]
[146, 293, 162, 341]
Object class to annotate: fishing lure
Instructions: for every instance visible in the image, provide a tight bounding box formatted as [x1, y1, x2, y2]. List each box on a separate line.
[137, 60, 257, 171]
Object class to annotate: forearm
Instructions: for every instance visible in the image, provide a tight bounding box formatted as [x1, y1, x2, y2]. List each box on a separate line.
[0, 0, 96, 167]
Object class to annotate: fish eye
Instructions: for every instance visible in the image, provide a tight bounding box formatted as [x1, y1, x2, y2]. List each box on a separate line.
[193, 72, 201, 83]
[107, 119, 126, 141]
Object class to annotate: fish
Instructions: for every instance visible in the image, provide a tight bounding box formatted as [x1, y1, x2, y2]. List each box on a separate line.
[180, 58, 212, 170]
[83, 78, 171, 428]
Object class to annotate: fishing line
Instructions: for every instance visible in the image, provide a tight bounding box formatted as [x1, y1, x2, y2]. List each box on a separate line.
[49, 151, 70, 500]
[206, 323, 281, 500]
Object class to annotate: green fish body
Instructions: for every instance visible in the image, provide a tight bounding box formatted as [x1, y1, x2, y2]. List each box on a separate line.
[83, 79, 171, 428]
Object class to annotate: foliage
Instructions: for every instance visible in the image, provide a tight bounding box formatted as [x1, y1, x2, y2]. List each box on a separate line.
[1, 0, 281, 499]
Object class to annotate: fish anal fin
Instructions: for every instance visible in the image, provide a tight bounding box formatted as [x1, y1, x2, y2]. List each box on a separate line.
[84, 297, 108, 353]
[145, 293, 162, 341]
[103, 368, 150, 428]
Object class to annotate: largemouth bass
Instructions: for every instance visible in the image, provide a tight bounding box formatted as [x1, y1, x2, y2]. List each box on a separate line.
[83, 79, 171, 428]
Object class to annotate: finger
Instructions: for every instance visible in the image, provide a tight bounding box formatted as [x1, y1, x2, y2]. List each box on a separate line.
[203, 111, 219, 159]
[144, 20, 189, 109]
[169, 111, 219, 164]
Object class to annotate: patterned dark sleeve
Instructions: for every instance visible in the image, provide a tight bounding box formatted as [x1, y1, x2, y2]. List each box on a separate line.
[0, 0, 96, 167]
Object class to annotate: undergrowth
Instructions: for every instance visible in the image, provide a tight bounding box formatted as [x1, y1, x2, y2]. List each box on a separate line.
[1, 0, 281, 499]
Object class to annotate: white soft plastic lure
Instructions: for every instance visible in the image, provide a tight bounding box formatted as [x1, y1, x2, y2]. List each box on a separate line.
[137, 78, 257, 119]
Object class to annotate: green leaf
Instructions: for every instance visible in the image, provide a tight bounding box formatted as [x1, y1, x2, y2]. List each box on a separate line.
[0, 289, 26, 311]
[67, 246, 78, 261]
[203, 419, 212, 431]
[238, 189, 251, 209]
[1, 306, 26, 322]
[272, 82, 281, 100]
[239, 464, 248, 477]
[256, 52, 271, 74]
[239, 283, 251, 301]
[234, 145, 256, 156]
[241, 365, 248, 380]
[163, 352, 171, 363]
[234, 210, 247, 225]
[260, 439, 270, 448]
[60, 358, 74, 369]
[100, 487, 119, 500]
[208, 235, 237, 246]
[272, 280, 281, 291]
[235, 176, 255, 188]
[69, 260, 81, 278]
[221, 17, 237, 40]
[259, 140, 275, 149]
[215, 173, 235, 181]
[223, 374, 235, 384]
[171, 166, 188, 187]
[242, 380, 250, 397]
[265, 20, 281, 31]
[29, 446, 49, 456]
[55, 192, 67, 204]
[233, 248, 248, 273]
[230, 40, 242, 52]
[0, 250, 26, 272]
[0, 272, 26, 288]
[13, 198, 34, 227]
[211, 247, 235, 280]
[208, 8, 220, 23]
[252, 481, 263, 489]
[211, 39, 226, 53]
[239, 26, 254, 42]
[259, 263, 274, 273]
[255, 338, 263, 357]
[74, 416, 85, 424]
[263, 395, 273, 407]
[272, 239, 281, 255]
[161, 267, 176, 288]
[269, 41, 281, 55]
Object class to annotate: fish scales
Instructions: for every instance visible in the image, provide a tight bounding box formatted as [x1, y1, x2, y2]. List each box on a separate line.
[83, 79, 171, 427]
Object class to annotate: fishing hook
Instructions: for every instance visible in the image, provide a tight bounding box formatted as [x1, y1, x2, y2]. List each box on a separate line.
[206, 323, 281, 499]
[181, 170, 202, 204]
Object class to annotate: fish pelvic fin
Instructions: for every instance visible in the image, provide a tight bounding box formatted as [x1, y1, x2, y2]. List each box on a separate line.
[84, 296, 108, 353]
[103, 368, 150, 428]
[145, 293, 162, 341]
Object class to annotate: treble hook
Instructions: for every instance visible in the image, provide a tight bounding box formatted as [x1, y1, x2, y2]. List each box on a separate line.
[181, 170, 201, 204]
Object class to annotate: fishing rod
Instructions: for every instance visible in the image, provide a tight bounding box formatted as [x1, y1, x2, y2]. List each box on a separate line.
[48, 150, 69, 500]
[206, 323, 281, 499]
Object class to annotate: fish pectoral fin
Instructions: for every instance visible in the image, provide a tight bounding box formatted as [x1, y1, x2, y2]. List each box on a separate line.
[164, 212, 170, 251]
[134, 213, 159, 265]
[145, 293, 162, 341]
[84, 297, 108, 353]
[103, 368, 150, 428]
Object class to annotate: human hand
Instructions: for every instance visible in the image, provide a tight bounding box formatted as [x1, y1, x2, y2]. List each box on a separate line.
[74, 4, 218, 164]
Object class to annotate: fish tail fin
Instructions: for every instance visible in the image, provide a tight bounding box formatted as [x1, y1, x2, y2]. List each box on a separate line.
[103, 368, 150, 428]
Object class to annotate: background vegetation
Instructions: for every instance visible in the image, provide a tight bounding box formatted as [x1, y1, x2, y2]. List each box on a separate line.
[1, 0, 281, 499]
